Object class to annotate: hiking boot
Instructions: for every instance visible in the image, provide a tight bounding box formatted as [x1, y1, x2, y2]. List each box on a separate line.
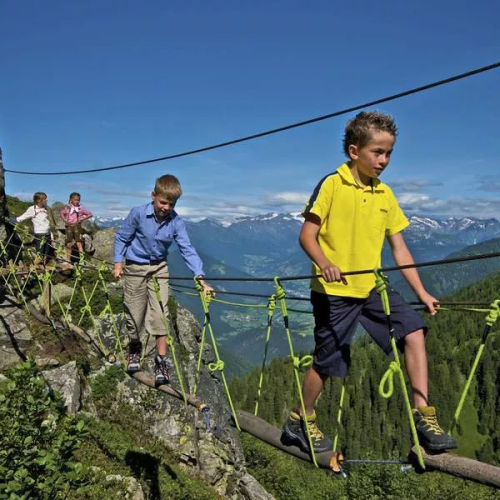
[154, 355, 170, 387]
[413, 406, 458, 451]
[282, 410, 332, 453]
[126, 341, 142, 373]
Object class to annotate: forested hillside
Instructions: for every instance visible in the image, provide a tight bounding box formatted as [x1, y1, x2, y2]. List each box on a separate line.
[230, 271, 500, 469]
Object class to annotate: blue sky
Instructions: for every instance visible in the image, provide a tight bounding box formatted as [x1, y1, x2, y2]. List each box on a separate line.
[1, 0, 499, 220]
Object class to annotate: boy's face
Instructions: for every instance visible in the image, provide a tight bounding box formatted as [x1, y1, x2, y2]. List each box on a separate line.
[40, 196, 47, 207]
[349, 131, 395, 180]
[151, 192, 176, 219]
[70, 196, 80, 206]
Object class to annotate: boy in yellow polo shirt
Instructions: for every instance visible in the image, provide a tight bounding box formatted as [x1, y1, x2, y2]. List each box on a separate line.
[282, 111, 457, 453]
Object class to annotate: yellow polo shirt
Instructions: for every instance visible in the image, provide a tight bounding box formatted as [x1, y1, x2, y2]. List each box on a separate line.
[303, 163, 409, 298]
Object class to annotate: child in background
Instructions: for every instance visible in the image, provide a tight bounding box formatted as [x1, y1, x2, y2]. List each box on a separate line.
[12, 192, 55, 267]
[60, 192, 93, 268]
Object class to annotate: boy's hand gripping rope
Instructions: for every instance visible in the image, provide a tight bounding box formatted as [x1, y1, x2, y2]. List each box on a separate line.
[374, 269, 425, 471]
[274, 277, 319, 467]
[449, 299, 500, 435]
[194, 277, 240, 430]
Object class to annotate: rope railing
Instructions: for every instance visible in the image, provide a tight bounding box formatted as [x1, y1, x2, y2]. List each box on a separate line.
[2, 234, 500, 471]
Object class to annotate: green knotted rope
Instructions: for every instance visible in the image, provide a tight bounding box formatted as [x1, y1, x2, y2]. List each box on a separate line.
[254, 294, 276, 416]
[152, 276, 187, 404]
[195, 277, 240, 430]
[374, 269, 425, 470]
[96, 262, 125, 364]
[449, 299, 500, 434]
[193, 291, 210, 396]
[333, 382, 346, 453]
[274, 276, 319, 468]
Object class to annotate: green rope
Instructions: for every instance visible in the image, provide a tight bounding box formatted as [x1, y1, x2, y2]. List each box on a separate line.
[254, 294, 276, 416]
[97, 262, 126, 364]
[195, 277, 240, 430]
[333, 382, 346, 453]
[374, 269, 425, 470]
[152, 276, 187, 404]
[274, 276, 319, 468]
[193, 296, 209, 396]
[449, 299, 500, 434]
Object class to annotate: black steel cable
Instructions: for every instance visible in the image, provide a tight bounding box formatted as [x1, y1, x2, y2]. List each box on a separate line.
[5, 61, 500, 176]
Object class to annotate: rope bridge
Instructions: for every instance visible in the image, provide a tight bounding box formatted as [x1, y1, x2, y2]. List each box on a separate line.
[1, 229, 500, 486]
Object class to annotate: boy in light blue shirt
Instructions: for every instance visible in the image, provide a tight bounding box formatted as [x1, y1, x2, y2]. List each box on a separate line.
[114, 174, 213, 386]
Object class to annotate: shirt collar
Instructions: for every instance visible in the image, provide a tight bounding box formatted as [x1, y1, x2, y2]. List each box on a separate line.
[146, 202, 175, 222]
[336, 163, 384, 192]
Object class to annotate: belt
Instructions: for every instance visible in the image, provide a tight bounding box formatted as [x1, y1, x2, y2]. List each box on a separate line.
[125, 259, 165, 266]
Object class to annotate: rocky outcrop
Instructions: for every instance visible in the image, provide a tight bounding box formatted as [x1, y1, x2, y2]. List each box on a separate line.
[91, 227, 116, 263]
[42, 360, 81, 414]
[109, 305, 274, 499]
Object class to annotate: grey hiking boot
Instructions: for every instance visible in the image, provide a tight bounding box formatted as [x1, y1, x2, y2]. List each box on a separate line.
[282, 410, 333, 453]
[154, 355, 170, 387]
[126, 341, 142, 373]
[413, 406, 458, 451]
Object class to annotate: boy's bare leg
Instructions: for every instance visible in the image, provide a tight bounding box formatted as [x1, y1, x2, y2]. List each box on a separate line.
[156, 336, 167, 357]
[65, 242, 73, 262]
[404, 329, 429, 408]
[76, 242, 84, 253]
[300, 367, 328, 415]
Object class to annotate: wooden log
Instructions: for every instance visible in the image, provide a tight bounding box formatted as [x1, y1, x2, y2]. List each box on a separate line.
[27, 304, 208, 412]
[236, 410, 341, 470]
[412, 447, 500, 489]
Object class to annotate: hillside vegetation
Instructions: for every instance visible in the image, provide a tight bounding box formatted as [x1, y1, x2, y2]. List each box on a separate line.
[230, 271, 500, 497]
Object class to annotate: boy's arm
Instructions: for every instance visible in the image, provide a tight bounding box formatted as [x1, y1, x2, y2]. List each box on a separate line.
[299, 213, 347, 284]
[174, 219, 214, 295]
[387, 232, 438, 314]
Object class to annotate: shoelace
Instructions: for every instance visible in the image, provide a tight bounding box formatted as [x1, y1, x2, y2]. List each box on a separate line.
[307, 420, 325, 441]
[155, 358, 170, 378]
[421, 414, 444, 435]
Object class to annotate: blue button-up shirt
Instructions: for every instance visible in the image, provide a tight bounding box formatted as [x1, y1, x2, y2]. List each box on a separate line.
[114, 202, 204, 276]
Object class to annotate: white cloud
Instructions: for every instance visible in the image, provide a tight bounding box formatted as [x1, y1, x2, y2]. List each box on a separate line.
[390, 179, 443, 192]
[399, 192, 500, 219]
[270, 191, 309, 205]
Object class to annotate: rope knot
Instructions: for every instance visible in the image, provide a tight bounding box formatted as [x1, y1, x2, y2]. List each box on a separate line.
[379, 360, 400, 399]
[40, 272, 52, 282]
[292, 355, 313, 371]
[485, 300, 500, 327]
[208, 360, 225, 372]
[194, 277, 204, 292]
[80, 304, 92, 315]
[374, 269, 389, 294]
[267, 295, 276, 311]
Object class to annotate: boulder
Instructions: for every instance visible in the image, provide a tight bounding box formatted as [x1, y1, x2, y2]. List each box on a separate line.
[43, 361, 81, 414]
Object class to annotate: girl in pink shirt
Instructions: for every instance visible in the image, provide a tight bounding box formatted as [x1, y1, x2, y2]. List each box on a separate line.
[60, 192, 92, 268]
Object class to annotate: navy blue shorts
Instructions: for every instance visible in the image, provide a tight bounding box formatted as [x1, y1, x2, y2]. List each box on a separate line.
[311, 288, 427, 377]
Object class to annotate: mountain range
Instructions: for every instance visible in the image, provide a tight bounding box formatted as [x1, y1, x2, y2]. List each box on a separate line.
[137, 213, 500, 365]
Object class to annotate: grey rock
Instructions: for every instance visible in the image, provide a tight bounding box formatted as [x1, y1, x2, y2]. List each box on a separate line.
[104, 474, 145, 500]
[239, 473, 276, 500]
[0, 346, 23, 370]
[43, 361, 81, 414]
[91, 227, 117, 263]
